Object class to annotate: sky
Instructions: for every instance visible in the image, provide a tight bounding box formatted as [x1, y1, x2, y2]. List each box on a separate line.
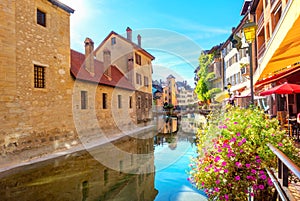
[60, 0, 245, 87]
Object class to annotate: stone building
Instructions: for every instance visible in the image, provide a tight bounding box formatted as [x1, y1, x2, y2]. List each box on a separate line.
[94, 27, 155, 124]
[0, 0, 76, 162]
[0, 0, 155, 166]
[162, 75, 178, 107]
[71, 38, 137, 142]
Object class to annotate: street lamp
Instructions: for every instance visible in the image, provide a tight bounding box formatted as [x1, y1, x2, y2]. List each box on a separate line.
[242, 21, 257, 106]
[225, 83, 234, 105]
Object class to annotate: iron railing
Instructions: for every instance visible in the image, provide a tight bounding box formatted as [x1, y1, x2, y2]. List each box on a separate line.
[266, 143, 300, 201]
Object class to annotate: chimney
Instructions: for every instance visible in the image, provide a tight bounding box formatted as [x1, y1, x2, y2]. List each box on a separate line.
[127, 54, 134, 84]
[126, 27, 132, 41]
[232, 27, 235, 33]
[137, 34, 141, 47]
[84, 38, 94, 75]
[103, 48, 111, 77]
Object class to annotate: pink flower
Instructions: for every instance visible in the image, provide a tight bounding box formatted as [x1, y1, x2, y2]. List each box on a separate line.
[260, 175, 267, 180]
[235, 176, 240, 181]
[214, 187, 220, 192]
[259, 184, 265, 190]
[235, 162, 242, 168]
[246, 175, 253, 180]
[216, 179, 220, 184]
[234, 122, 238, 124]
[224, 194, 229, 200]
[214, 156, 221, 162]
[214, 167, 220, 172]
[246, 163, 251, 168]
[221, 161, 227, 166]
[267, 179, 273, 186]
[251, 169, 256, 174]
[256, 159, 261, 163]
[278, 142, 283, 147]
[236, 132, 241, 136]
[201, 182, 205, 186]
[224, 169, 229, 173]
[240, 149, 244, 153]
[230, 137, 236, 142]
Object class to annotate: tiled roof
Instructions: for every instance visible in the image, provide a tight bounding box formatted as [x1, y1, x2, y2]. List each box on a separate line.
[70, 49, 135, 91]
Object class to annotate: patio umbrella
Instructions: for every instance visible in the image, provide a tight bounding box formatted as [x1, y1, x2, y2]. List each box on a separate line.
[260, 82, 300, 134]
[260, 82, 300, 96]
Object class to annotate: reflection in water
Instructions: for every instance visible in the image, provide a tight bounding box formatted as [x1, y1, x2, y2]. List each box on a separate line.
[0, 132, 157, 201]
[0, 118, 206, 201]
[153, 130, 207, 201]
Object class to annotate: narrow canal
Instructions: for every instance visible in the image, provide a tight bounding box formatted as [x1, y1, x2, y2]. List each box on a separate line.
[154, 133, 207, 201]
[0, 121, 207, 200]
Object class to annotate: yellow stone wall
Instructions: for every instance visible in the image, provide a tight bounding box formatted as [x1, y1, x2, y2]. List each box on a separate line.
[0, 0, 153, 165]
[0, 0, 79, 162]
[72, 79, 138, 143]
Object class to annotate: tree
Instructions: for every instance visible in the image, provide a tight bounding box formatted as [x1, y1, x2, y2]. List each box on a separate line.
[194, 51, 221, 104]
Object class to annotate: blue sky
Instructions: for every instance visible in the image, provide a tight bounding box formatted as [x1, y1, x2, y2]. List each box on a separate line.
[60, 0, 245, 86]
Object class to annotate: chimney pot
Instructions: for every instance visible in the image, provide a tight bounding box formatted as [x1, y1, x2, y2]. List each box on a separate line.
[126, 27, 132, 41]
[103, 48, 111, 77]
[84, 37, 95, 75]
[137, 34, 141, 47]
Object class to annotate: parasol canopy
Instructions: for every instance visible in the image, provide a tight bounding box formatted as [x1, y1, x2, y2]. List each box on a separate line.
[260, 82, 300, 96]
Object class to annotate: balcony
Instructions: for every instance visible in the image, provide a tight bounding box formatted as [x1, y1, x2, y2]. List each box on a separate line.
[258, 42, 266, 59]
[257, 12, 264, 32]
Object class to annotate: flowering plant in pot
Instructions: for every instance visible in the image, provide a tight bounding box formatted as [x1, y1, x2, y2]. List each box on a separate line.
[189, 106, 299, 200]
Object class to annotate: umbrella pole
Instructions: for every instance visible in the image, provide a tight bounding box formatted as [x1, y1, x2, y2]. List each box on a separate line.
[286, 94, 290, 136]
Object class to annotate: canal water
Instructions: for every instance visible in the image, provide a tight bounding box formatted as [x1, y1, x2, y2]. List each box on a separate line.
[154, 133, 207, 201]
[0, 128, 207, 200]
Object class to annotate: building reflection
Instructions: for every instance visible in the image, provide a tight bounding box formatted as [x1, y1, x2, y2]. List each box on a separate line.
[154, 132, 196, 150]
[0, 132, 157, 201]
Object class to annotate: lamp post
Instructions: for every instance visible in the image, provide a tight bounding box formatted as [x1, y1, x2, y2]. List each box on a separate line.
[225, 83, 234, 105]
[242, 21, 257, 106]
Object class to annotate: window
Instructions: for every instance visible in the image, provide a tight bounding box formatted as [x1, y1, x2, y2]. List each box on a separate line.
[111, 37, 116, 45]
[34, 65, 45, 88]
[145, 97, 148, 108]
[118, 95, 122, 108]
[104, 169, 108, 185]
[119, 160, 123, 173]
[135, 53, 141, 65]
[129, 96, 132, 108]
[144, 76, 149, 87]
[137, 96, 141, 109]
[81, 91, 88, 109]
[136, 73, 142, 85]
[37, 9, 46, 27]
[102, 93, 107, 109]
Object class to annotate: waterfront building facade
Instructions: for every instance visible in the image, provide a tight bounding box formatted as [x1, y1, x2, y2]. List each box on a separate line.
[94, 27, 155, 124]
[0, 0, 76, 162]
[0, 0, 155, 165]
[245, 0, 300, 116]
